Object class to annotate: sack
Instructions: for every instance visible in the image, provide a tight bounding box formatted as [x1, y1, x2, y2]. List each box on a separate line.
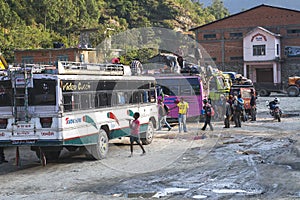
[164, 104, 170, 114]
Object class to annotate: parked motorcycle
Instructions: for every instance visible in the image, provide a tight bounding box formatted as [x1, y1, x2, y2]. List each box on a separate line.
[266, 98, 282, 122]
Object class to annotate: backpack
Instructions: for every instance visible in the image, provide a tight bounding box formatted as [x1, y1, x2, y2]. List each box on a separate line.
[235, 100, 244, 112]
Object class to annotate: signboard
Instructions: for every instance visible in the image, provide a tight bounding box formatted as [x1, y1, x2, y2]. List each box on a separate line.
[285, 46, 300, 57]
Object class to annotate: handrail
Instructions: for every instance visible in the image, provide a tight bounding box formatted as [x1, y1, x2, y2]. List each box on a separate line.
[57, 61, 125, 76]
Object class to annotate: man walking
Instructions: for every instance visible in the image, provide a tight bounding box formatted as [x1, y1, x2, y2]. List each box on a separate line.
[250, 90, 257, 121]
[177, 97, 189, 133]
[157, 99, 172, 131]
[201, 99, 214, 131]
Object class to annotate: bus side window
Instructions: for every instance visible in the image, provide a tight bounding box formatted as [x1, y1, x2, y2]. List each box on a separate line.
[138, 91, 143, 103]
[63, 94, 72, 112]
[117, 92, 126, 105]
[94, 93, 99, 108]
[99, 92, 108, 107]
[149, 89, 156, 103]
[130, 91, 139, 104]
[143, 91, 149, 103]
[107, 93, 112, 106]
[73, 94, 80, 110]
[90, 93, 95, 108]
[81, 93, 90, 109]
[124, 92, 129, 104]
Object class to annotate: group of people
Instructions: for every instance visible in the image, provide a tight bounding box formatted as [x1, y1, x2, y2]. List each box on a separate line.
[224, 94, 245, 128]
[156, 91, 257, 133]
[223, 90, 256, 128]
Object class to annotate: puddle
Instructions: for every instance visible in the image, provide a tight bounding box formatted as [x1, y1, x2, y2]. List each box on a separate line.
[212, 189, 247, 194]
[120, 192, 157, 198]
[152, 187, 189, 198]
[192, 194, 208, 199]
[286, 162, 300, 170]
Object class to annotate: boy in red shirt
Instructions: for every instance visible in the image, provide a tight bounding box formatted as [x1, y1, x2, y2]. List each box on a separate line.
[129, 112, 146, 157]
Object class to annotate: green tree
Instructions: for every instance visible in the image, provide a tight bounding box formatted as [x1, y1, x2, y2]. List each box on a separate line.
[206, 0, 230, 20]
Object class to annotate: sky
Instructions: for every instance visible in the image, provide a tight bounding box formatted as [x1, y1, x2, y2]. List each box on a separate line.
[202, 0, 300, 14]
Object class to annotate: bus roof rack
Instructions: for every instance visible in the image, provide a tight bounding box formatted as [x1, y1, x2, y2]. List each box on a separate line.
[5, 62, 132, 76]
[57, 61, 130, 76]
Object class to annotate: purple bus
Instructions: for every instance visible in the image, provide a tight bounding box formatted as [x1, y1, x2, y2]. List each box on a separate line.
[156, 75, 205, 122]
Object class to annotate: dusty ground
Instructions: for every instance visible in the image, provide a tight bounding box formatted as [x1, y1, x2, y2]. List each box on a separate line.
[0, 94, 299, 200]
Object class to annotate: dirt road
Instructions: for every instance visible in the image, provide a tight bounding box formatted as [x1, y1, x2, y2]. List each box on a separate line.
[0, 95, 299, 199]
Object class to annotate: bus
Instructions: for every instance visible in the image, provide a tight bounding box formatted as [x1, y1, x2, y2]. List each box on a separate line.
[155, 75, 204, 123]
[0, 61, 158, 165]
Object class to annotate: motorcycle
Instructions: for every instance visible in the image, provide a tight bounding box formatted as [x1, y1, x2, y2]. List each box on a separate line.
[266, 100, 282, 122]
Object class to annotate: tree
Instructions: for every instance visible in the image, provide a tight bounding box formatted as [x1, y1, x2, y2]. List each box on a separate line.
[206, 0, 230, 20]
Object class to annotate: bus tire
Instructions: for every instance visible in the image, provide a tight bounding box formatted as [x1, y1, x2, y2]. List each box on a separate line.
[287, 86, 299, 97]
[87, 129, 109, 160]
[141, 121, 154, 145]
[258, 89, 270, 97]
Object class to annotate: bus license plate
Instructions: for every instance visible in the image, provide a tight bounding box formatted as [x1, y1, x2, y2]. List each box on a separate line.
[12, 140, 36, 144]
[14, 123, 35, 136]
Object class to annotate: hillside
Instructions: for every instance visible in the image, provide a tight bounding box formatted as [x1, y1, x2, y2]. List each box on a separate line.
[0, 0, 229, 63]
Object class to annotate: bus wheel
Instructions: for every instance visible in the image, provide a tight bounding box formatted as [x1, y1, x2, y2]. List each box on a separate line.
[141, 121, 154, 145]
[86, 129, 109, 160]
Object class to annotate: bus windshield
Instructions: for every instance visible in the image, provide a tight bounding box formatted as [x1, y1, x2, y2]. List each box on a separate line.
[0, 79, 56, 107]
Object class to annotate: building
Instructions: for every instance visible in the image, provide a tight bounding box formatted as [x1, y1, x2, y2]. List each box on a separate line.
[190, 4, 300, 95]
[14, 47, 99, 65]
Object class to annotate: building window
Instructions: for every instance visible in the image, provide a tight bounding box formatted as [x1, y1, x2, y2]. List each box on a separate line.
[276, 44, 279, 56]
[253, 45, 266, 56]
[57, 55, 68, 61]
[230, 32, 243, 38]
[230, 56, 243, 61]
[203, 34, 216, 39]
[287, 29, 300, 34]
[22, 56, 34, 63]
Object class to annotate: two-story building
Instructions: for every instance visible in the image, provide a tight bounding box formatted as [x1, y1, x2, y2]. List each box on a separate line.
[190, 4, 300, 95]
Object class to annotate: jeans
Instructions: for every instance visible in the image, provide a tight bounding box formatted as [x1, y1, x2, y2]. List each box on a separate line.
[158, 116, 171, 130]
[178, 114, 187, 132]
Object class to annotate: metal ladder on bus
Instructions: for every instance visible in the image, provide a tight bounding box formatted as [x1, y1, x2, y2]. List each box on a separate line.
[10, 66, 33, 166]
[11, 66, 31, 123]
